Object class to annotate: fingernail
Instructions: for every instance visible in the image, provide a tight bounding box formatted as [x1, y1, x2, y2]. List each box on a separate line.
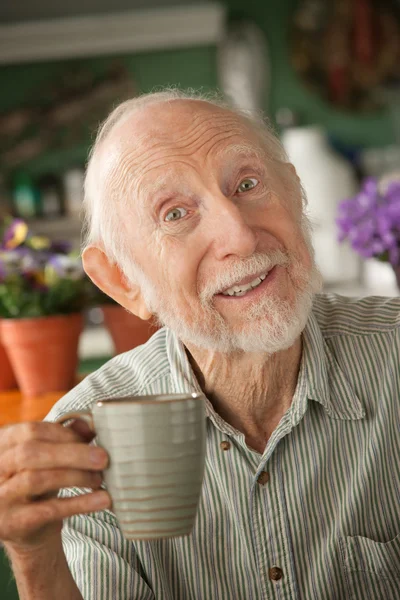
[90, 448, 107, 466]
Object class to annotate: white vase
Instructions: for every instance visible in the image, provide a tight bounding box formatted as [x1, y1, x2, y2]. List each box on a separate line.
[217, 20, 269, 112]
[282, 126, 360, 285]
[363, 259, 398, 295]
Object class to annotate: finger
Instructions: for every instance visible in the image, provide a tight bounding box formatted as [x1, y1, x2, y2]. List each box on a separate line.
[0, 469, 104, 503]
[0, 421, 85, 451]
[1, 491, 111, 542]
[69, 419, 96, 443]
[0, 441, 108, 480]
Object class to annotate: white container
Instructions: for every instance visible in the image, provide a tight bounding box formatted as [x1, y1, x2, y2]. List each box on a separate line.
[363, 259, 398, 296]
[64, 167, 84, 218]
[282, 126, 360, 284]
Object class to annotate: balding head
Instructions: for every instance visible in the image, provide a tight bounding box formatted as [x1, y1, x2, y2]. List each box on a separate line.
[82, 88, 320, 354]
[83, 89, 302, 271]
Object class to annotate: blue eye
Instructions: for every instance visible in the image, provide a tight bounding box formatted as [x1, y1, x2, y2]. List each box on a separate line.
[237, 177, 259, 193]
[164, 207, 188, 222]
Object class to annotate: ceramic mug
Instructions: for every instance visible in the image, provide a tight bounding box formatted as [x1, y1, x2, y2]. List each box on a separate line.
[57, 393, 206, 540]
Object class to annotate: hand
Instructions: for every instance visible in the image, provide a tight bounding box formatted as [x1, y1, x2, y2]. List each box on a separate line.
[0, 419, 111, 555]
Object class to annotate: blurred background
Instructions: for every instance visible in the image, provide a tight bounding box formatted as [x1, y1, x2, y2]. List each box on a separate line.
[1, 0, 400, 376]
[1, 2, 400, 593]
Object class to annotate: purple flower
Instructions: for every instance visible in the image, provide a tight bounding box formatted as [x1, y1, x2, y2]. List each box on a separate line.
[20, 252, 45, 275]
[51, 240, 73, 254]
[0, 249, 25, 275]
[44, 254, 84, 285]
[337, 175, 400, 267]
[362, 177, 379, 197]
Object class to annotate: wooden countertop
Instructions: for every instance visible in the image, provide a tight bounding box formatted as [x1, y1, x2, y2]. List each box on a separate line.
[0, 390, 65, 427]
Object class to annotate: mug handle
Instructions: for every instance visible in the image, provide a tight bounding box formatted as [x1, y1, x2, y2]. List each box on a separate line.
[56, 410, 95, 432]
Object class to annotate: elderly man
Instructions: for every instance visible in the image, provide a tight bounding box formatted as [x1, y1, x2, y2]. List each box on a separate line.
[1, 90, 399, 600]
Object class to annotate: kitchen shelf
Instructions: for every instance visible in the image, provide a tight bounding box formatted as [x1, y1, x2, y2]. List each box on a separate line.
[29, 216, 82, 241]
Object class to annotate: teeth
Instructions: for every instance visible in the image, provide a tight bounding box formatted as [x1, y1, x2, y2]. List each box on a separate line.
[222, 272, 268, 297]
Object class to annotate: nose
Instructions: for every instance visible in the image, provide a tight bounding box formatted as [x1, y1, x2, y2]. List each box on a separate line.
[206, 193, 258, 260]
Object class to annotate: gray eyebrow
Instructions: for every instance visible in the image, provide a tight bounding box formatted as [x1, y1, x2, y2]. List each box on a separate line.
[214, 143, 266, 162]
[134, 170, 177, 206]
[134, 146, 266, 207]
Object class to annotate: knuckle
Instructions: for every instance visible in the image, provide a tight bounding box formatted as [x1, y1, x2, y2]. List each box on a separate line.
[16, 440, 39, 467]
[0, 448, 12, 477]
[37, 499, 61, 523]
[21, 421, 41, 440]
[21, 469, 40, 492]
[23, 469, 65, 497]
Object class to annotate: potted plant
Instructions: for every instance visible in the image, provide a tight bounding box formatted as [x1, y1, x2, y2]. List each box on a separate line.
[337, 175, 400, 289]
[89, 286, 158, 356]
[0, 217, 87, 398]
[0, 338, 17, 391]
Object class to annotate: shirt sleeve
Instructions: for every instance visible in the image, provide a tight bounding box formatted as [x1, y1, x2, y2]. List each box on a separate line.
[59, 487, 154, 600]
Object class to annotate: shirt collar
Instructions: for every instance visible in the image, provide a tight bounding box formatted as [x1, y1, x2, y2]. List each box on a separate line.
[301, 310, 365, 421]
[165, 308, 365, 430]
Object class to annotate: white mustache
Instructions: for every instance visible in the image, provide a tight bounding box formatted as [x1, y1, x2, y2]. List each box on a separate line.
[199, 250, 290, 304]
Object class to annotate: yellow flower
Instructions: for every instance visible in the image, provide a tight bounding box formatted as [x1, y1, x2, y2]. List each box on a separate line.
[4, 221, 28, 249]
[28, 236, 51, 251]
[44, 263, 59, 286]
[33, 271, 47, 287]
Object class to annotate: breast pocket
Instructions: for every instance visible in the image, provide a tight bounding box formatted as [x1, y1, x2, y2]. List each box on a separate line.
[339, 533, 400, 600]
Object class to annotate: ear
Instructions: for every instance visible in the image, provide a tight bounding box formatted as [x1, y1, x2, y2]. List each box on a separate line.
[82, 246, 152, 321]
[285, 162, 303, 211]
[287, 162, 299, 181]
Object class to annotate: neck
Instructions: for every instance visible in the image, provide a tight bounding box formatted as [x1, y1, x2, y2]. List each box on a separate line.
[186, 337, 302, 454]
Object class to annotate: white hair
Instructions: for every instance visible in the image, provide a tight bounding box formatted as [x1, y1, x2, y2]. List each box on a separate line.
[82, 88, 321, 354]
[82, 87, 306, 273]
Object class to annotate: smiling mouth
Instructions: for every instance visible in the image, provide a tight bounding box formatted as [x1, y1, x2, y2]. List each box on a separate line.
[220, 270, 271, 297]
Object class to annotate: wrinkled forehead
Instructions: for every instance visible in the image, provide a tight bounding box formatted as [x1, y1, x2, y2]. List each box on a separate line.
[136, 142, 269, 200]
[111, 100, 259, 148]
[98, 102, 267, 189]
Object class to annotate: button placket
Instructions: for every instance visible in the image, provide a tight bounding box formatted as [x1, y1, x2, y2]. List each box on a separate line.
[220, 440, 231, 451]
[257, 470, 270, 486]
[269, 566, 284, 582]
[251, 454, 297, 599]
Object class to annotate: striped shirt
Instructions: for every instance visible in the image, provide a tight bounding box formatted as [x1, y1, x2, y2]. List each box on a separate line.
[46, 293, 400, 600]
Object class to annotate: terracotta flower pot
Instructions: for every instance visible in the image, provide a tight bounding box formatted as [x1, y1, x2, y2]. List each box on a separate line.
[0, 313, 83, 398]
[0, 339, 17, 391]
[102, 305, 158, 355]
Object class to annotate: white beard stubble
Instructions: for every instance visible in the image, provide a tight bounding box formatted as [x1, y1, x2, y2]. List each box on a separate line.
[125, 241, 323, 355]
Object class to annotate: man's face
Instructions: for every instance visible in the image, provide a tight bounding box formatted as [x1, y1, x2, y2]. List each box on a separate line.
[103, 101, 321, 353]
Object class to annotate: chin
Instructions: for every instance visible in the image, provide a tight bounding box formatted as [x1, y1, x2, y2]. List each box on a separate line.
[213, 275, 318, 354]
[156, 264, 321, 355]
[177, 294, 312, 355]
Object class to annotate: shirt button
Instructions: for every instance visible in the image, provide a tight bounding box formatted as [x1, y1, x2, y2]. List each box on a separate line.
[220, 441, 231, 451]
[257, 471, 270, 485]
[269, 566, 283, 581]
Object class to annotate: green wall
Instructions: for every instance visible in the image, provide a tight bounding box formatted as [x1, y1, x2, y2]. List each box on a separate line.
[0, 0, 394, 180]
[226, 0, 393, 147]
[0, 46, 218, 177]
